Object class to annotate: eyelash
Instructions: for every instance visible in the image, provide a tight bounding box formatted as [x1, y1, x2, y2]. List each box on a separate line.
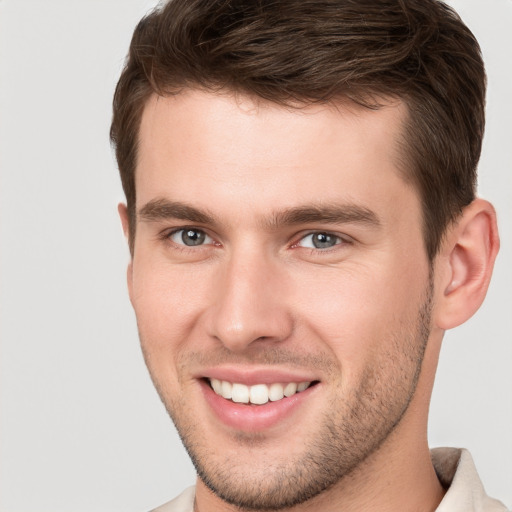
[292, 232, 345, 251]
[160, 227, 351, 254]
[160, 227, 217, 252]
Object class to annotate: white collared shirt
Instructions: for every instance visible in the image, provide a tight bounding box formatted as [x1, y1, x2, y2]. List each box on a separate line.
[432, 448, 508, 511]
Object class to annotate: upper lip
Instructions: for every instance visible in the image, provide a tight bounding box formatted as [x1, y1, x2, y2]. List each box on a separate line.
[196, 366, 320, 386]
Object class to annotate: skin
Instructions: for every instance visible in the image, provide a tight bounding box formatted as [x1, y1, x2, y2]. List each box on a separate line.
[119, 89, 499, 512]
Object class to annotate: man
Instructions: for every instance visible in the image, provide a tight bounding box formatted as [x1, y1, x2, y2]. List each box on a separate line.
[110, 0, 506, 510]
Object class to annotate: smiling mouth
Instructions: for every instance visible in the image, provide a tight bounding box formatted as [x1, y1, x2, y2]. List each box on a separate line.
[207, 378, 318, 405]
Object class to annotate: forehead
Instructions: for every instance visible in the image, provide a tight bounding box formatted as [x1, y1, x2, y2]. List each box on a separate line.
[138, 90, 407, 164]
[136, 89, 415, 225]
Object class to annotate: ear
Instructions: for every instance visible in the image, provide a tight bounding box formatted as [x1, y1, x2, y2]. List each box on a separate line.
[118, 203, 130, 240]
[434, 198, 499, 330]
[118, 203, 134, 301]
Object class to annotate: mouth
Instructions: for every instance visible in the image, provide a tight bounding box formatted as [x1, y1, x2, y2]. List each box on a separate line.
[208, 378, 317, 405]
[199, 370, 321, 431]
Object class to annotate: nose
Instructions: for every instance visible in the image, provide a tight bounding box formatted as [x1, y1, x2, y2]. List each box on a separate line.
[206, 249, 293, 353]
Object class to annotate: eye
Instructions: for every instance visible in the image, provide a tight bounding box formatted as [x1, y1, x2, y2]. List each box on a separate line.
[169, 228, 213, 247]
[297, 232, 341, 250]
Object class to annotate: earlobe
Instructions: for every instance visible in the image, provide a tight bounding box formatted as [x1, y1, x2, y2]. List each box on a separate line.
[435, 199, 499, 330]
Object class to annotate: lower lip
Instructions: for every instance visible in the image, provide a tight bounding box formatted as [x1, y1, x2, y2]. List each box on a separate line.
[200, 380, 317, 432]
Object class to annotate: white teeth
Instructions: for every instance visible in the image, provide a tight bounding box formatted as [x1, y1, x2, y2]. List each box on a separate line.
[297, 382, 309, 392]
[283, 382, 298, 397]
[221, 380, 232, 399]
[211, 378, 222, 394]
[232, 383, 249, 403]
[268, 383, 284, 402]
[209, 379, 312, 404]
[250, 384, 269, 405]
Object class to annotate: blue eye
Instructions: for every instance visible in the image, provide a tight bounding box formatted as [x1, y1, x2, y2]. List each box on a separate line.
[170, 229, 213, 247]
[298, 232, 341, 249]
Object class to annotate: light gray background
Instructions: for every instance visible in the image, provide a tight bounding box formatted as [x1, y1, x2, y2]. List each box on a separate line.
[0, 1, 510, 510]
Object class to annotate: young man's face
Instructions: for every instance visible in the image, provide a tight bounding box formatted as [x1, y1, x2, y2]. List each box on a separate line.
[125, 90, 437, 509]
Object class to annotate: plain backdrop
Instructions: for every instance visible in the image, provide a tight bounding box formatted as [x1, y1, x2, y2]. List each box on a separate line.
[0, 1, 510, 511]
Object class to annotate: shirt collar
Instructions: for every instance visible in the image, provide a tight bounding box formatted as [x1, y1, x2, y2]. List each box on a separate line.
[432, 447, 507, 511]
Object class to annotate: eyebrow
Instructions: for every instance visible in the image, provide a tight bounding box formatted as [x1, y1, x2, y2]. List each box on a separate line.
[138, 198, 215, 224]
[266, 204, 381, 229]
[138, 198, 381, 229]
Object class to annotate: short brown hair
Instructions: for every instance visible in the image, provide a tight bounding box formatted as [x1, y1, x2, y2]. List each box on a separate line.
[110, 0, 486, 260]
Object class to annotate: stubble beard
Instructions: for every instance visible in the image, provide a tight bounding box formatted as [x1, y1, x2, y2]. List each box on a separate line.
[143, 279, 433, 511]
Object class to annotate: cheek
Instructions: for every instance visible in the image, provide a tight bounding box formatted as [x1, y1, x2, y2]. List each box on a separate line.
[130, 260, 211, 354]
[130, 263, 214, 401]
[293, 263, 425, 376]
